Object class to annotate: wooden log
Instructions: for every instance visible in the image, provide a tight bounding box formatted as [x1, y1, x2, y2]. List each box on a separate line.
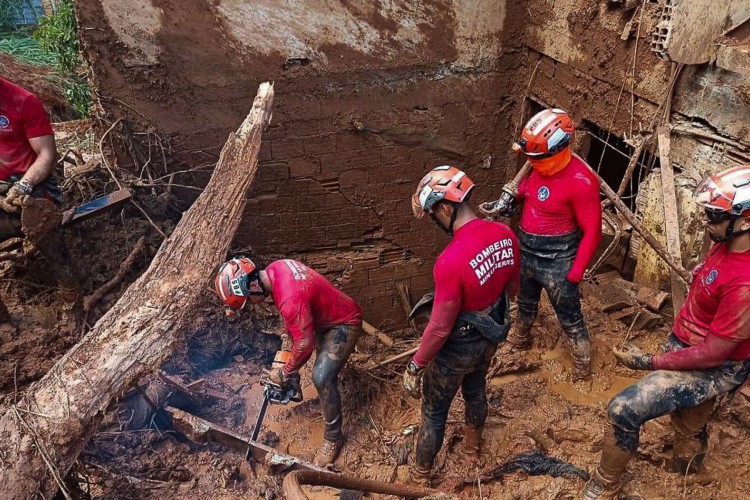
[362, 321, 394, 347]
[0, 83, 275, 499]
[596, 171, 693, 285]
[657, 126, 688, 314]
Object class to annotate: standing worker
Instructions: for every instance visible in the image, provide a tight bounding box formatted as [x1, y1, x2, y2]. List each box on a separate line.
[406, 166, 519, 482]
[581, 165, 750, 499]
[499, 108, 602, 381]
[214, 257, 363, 466]
[0, 76, 78, 305]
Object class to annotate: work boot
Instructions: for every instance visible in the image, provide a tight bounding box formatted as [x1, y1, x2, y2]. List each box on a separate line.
[462, 424, 483, 465]
[505, 323, 532, 350]
[407, 464, 432, 488]
[670, 401, 712, 474]
[572, 351, 592, 382]
[580, 427, 633, 499]
[314, 436, 344, 466]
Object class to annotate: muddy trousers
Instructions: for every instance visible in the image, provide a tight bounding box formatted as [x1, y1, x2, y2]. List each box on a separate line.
[416, 329, 498, 470]
[607, 335, 750, 458]
[0, 208, 78, 293]
[516, 232, 589, 366]
[312, 323, 362, 442]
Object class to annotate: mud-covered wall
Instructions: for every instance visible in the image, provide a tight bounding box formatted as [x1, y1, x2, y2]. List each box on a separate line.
[521, 0, 750, 291]
[76, 0, 527, 328]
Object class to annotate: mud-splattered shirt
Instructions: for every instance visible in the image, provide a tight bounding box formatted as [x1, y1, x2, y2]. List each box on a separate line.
[672, 243, 750, 360]
[517, 154, 602, 282]
[267, 259, 362, 374]
[413, 218, 520, 367]
[0, 78, 54, 180]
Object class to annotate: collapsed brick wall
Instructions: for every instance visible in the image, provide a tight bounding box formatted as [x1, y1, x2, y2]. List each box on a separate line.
[75, 0, 529, 329]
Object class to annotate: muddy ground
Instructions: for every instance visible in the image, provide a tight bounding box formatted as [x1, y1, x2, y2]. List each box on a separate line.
[7, 259, 750, 499]
[3, 124, 750, 499]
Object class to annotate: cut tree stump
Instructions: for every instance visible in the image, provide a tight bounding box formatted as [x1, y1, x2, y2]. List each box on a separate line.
[0, 83, 274, 499]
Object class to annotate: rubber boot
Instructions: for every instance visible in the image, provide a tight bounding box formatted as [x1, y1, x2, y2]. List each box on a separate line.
[580, 428, 633, 500]
[314, 436, 344, 466]
[462, 424, 483, 465]
[670, 400, 712, 474]
[506, 322, 533, 350]
[565, 325, 591, 381]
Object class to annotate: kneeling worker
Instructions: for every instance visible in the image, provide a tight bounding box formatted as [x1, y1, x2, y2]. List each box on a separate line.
[406, 166, 519, 481]
[581, 165, 750, 498]
[215, 257, 363, 466]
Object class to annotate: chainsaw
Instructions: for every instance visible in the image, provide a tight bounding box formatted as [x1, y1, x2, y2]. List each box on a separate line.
[248, 351, 303, 454]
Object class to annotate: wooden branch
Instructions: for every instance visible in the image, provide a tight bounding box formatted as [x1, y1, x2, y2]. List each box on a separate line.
[597, 171, 692, 284]
[83, 236, 147, 314]
[367, 346, 419, 370]
[362, 321, 394, 347]
[0, 83, 275, 498]
[657, 126, 688, 313]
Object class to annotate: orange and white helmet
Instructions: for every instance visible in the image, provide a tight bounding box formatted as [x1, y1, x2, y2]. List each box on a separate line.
[694, 165, 750, 217]
[411, 166, 475, 219]
[516, 108, 575, 158]
[214, 257, 264, 310]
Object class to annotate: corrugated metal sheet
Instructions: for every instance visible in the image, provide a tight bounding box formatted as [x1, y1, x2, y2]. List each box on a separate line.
[12, 0, 45, 27]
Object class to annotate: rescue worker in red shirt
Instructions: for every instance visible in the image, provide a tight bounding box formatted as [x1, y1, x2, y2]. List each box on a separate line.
[499, 108, 602, 381]
[405, 166, 520, 482]
[214, 257, 363, 466]
[580, 165, 750, 499]
[0, 77, 78, 303]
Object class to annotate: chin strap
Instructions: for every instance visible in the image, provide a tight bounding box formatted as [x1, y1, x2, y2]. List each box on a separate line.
[711, 216, 750, 242]
[247, 270, 269, 297]
[429, 202, 460, 235]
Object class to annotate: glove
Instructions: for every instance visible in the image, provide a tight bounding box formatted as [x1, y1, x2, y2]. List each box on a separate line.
[613, 344, 654, 371]
[403, 360, 426, 400]
[265, 367, 291, 388]
[0, 180, 32, 213]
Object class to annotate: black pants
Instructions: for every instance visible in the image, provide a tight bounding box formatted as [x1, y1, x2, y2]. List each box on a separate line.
[416, 329, 497, 469]
[516, 230, 589, 354]
[608, 334, 750, 452]
[312, 323, 361, 442]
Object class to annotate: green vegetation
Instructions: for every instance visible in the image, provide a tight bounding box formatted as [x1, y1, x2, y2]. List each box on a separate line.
[0, 0, 90, 117]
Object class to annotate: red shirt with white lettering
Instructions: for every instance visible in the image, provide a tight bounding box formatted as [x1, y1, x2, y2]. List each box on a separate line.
[673, 243, 750, 360]
[0, 78, 54, 180]
[267, 259, 363, 374]
[517, 154, 602, 282]
[413, 218, 520, 367]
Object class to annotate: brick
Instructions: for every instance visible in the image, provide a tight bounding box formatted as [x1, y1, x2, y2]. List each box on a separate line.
[304, 135, 338, 155]
[336, 133, 372, 152]
[368, 265, 396, 283]
[339, 169, 368, 189]
[319, 148, 382, 173]
[288, 158, 321, 178]
[256, 161, 289, 182]
[271, 139, 305, 160]
[259, 141, 273, 161]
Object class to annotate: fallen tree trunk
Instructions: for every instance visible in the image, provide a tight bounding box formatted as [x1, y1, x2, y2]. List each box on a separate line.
[0, 83, 274, 499]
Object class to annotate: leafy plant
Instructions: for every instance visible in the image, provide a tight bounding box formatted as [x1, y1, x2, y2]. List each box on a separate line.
[33, 0, 90, 117]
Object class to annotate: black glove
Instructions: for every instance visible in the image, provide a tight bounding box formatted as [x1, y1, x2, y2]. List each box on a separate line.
[613, 344, 654, 371]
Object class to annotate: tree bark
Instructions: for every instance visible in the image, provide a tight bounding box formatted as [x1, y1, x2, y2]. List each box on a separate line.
[0, 83, 274, 499]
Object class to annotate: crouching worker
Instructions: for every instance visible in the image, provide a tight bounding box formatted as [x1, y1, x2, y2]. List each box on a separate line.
[581, 165, 750, 499]
[0, 77, 78, 305]
[214, 257, 363, 466]
[406, 166, 520, 482]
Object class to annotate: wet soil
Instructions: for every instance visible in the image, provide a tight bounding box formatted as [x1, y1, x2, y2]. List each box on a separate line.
[54, 282, 750, 500]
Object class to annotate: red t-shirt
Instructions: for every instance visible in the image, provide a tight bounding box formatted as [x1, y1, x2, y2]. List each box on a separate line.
[413, 218, 520, 367]
[0, 78, 54, 181]
[673, 243, 750, 360]
[517, 154, 602, 281]
[267, 259, 362, 374]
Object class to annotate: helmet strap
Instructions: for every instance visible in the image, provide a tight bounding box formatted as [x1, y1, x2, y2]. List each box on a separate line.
[429, 202, 460, 236]
[710, 216, 750, 242]
[247, 269, 269, 297]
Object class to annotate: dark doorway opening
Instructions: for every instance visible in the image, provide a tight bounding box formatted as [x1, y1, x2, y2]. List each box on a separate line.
[582, 121, 659, 211]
